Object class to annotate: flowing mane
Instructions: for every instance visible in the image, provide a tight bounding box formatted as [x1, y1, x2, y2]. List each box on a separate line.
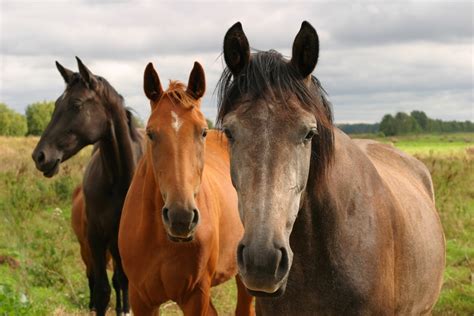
[216, 49, 335, 193]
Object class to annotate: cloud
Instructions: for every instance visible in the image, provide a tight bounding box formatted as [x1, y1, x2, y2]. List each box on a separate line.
[0, 0, 472, 124]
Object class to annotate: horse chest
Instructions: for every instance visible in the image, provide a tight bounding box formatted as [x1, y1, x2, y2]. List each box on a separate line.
[138, 244, 213, 304]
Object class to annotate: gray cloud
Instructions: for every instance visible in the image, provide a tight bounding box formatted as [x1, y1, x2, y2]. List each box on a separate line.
[1, 0, 472, 124]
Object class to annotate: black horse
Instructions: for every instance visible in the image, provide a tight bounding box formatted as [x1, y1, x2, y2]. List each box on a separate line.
[32, 57, 144, 315]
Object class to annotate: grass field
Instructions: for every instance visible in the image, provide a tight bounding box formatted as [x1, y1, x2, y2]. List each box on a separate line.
[0, 133, 473, 315]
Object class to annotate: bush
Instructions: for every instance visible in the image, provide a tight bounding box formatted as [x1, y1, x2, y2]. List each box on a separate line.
[0, 103, 27, 136]
[25, 101, 54, 136]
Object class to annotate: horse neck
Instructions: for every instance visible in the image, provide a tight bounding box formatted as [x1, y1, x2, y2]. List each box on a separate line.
[299, 129, 383, 252]
[98, 97, 137, 190]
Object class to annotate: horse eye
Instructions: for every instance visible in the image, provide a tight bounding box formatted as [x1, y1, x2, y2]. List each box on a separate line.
[146, 130, 155, 141]
[223, 128, 233, 141]
[304, 128, 317, 142]
[202, 128, 208, 138]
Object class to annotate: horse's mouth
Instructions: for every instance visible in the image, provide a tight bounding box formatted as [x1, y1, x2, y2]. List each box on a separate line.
[167, 234, 194, 243]
[43, 160, 61, 178]
[246, 286, 285, 298]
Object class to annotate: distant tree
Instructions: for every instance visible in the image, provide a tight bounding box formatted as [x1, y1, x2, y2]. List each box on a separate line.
[410, 110, 429, 131]
[338, 123, 379, 134]
[379, 114, 397, 136]
[394, 112, 421, 134]
[25, 101, 54, 135]
[0, 103, 27, 136]
[206, 119, 214, 129]
[378, 110, 472, 135]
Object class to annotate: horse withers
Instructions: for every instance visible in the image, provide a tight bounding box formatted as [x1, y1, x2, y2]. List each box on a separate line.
[216, 21, 445, 315]
[119, 62, 254, 315]
[32, 58, 143, 315]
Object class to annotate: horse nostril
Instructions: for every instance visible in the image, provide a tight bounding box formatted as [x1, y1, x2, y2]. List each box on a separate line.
[37, 151, 45, 164]
[191, 209, 200, 227]
[276, 247, 289, 279]
[237, 243, 246, 273]
[162, 208, 170, 225]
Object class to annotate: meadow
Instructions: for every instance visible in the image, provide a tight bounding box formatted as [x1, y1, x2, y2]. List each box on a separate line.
[0, 133, 472, 315]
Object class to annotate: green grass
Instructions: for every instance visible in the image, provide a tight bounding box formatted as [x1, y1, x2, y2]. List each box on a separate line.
[351, 132, 474, 156]
[0, 133, 472, 315]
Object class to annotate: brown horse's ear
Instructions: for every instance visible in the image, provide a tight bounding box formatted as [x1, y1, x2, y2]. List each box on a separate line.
[291, 21, 319, 79]
[76, 56, 98, 90]
[223, 22, 250, 76]
[187, 62, 206, 100]
[143, 62, 163, 107]
[56, 61, 74, 84]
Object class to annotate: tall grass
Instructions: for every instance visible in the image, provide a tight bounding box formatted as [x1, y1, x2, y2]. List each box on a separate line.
[0, 135, 472, 315]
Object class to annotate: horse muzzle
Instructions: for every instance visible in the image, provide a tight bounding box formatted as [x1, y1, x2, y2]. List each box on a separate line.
[162, 207, 200, 242]
[32, 146, 62, 178]
[236, 238, 292, 297]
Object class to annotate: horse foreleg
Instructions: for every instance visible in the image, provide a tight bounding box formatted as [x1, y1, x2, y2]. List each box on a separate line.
[180, 281, 215, 316]
[112, 267, 122, 314]
[129, 285, 156, 316]
[110, 237, 130, 315]
[88, 228, 111, 316]
[235, 275, 255, 316]
[87, 271, 95, 311]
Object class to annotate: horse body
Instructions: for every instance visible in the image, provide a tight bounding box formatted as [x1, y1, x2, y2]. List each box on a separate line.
[32, 58, 143, 315]
[119, 62, 253, 315]
[255, 130, 444, 315]
[218, 22, 445, 315]
[121, 131, 241, 307]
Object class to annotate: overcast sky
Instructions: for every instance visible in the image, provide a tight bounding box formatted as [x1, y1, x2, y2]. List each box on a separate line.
[1, 0, 472, 123]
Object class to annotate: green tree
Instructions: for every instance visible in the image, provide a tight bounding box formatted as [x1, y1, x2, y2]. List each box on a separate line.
[394, 112, 421, 134]
[25, 101, 54, 136]
[379, 114, 397, 136]
[410, 110, 429, 131]
[0, 103, 27, 136]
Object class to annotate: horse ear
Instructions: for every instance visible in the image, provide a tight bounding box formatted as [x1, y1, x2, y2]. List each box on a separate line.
[223, 22, 250, 76]
[187, 62, 206, 100]
[76, 56, 98, 90]
[55, 61, 74, 84]
[143, 62, 163, 107]
[291, 21, 319, 78]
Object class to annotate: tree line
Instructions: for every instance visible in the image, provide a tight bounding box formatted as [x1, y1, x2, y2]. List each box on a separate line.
[339, 110, 473, 135]
[1, 103, 471, 137]
[0, 102, 55, 136]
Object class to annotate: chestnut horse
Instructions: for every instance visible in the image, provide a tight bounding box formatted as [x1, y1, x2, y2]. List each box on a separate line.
[217, 22, 445, 315]
[32, 58, 143, 315]
[119, 62, 254, 315]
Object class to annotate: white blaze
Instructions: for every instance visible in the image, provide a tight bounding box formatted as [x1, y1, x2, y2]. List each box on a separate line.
[171, 111, 182, 133]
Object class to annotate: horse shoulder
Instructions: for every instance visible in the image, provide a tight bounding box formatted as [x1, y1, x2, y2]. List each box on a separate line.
[200, 131, 241, 285]
[119, 157, 153, 271]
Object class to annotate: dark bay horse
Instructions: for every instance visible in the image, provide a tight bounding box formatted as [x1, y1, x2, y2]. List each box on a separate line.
[32, 58, 144, 315]
[119, 62, 254, 315]
[217, 21, 445, 315]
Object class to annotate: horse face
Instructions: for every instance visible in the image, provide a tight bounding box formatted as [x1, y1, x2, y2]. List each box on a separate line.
[144, 62, 207, 242]
[32, 58, 108, 177]
[219, 21, 326, 296]
[222, 100, 316, 295]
